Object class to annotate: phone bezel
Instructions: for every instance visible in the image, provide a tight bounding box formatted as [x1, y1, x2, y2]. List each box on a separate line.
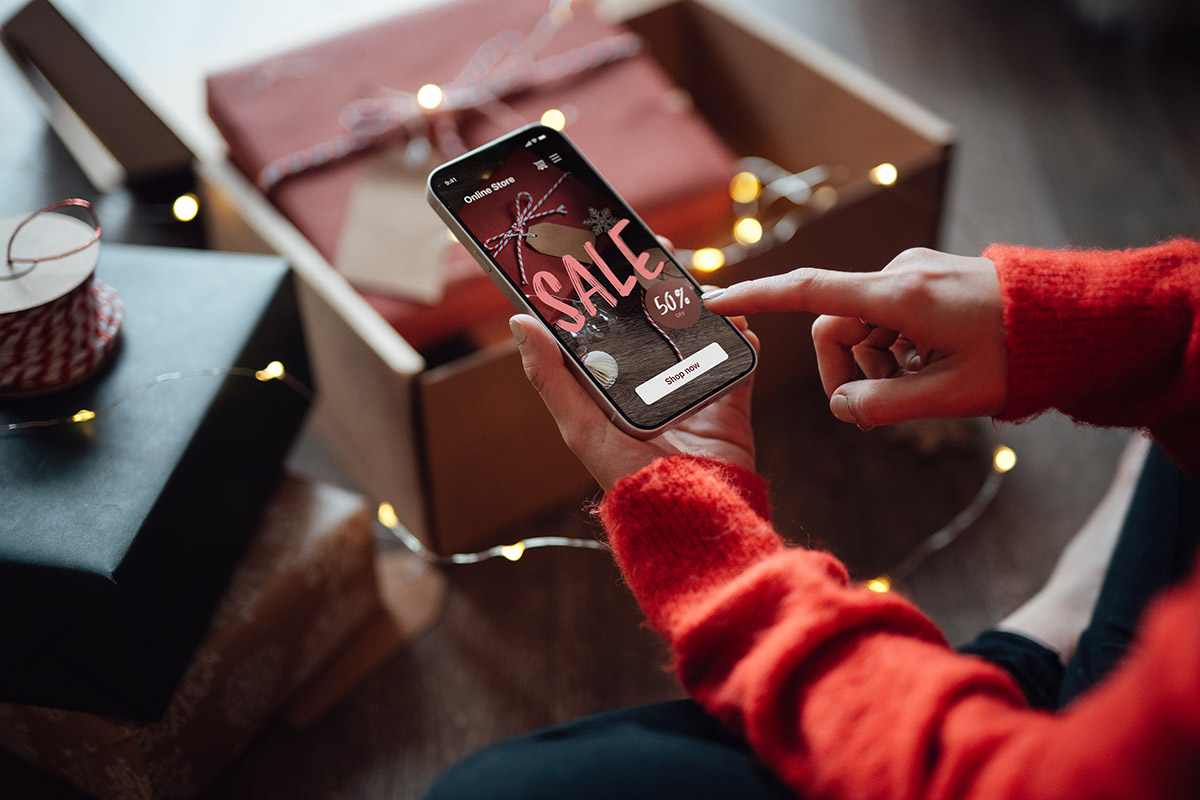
[425, 123, 756, 439]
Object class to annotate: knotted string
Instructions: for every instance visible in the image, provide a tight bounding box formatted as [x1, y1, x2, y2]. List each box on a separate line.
[483, 171, 568, 284]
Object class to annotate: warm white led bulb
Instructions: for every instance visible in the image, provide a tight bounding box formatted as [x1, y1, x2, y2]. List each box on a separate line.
[728, 171, 761, 203]
[540, 108, 567, 130]
[500, 542, 526, 561]
[417, 83, 445, 110]
[869, 163, 899, 186]
[733, 217, 763, 246]
[377, 502, 400, 529]
[993, 446, 1017, 473]
[172, 194, 199, 222]
[691, 247, 726, 272]
[255, 361, 285, 382]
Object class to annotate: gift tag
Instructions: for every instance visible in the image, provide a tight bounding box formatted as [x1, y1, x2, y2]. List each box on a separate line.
[526, 222, 595, 264]
[335, 145, 448, 304]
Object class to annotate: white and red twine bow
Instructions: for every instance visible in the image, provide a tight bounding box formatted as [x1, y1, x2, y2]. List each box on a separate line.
[483, 171, 568, 284]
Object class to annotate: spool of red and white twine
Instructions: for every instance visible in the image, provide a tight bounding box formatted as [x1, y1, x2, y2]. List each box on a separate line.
[0, 199, 123, 397]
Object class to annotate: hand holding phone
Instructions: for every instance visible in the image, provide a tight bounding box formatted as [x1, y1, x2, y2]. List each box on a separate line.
[509, 311, 757, 490]
[426, 124, 757, 440]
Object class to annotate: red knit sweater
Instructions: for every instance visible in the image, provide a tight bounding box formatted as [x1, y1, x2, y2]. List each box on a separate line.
[599, 240, 1200, 800]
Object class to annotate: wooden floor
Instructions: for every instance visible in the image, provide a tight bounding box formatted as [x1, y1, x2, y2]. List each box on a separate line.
[3, 0, 1200, 797]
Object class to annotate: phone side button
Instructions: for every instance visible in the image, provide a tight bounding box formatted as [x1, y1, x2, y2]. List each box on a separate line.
[460, 240, 495, 273]
[474, 253, 495, 274]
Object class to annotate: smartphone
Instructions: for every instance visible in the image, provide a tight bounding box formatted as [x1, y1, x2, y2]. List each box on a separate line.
[426, 124, 756, 439]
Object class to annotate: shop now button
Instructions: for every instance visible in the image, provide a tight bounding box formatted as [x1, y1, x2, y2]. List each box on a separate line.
[636, 342, 729, 405]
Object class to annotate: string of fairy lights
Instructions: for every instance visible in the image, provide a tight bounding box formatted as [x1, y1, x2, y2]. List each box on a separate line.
[1, 362, 305, 431]
[2, 358, 1015, 590]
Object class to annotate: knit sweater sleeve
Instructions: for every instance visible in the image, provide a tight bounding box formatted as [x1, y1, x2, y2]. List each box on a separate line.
[601, 454, 1200, 800]
[987, 239, 1200, 471]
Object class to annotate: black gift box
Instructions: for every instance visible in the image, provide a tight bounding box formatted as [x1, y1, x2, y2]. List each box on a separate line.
[0, 244, 310, 720]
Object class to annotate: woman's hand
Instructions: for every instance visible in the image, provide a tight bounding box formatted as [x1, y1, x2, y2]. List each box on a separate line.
[703, 248, 1008, 430]
[510, 315, 758, 491]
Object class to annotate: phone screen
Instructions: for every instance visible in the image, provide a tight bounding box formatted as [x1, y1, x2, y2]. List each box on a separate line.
[427, 125, 755, 435]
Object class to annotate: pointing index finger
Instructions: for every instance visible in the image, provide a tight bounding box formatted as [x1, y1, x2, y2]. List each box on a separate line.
[703, 267, 887, 322]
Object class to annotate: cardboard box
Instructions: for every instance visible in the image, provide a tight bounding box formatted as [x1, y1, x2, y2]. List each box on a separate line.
[0, 243, 310, 720]
[0, 473, 447, 800]
[2, 0, 954, 556]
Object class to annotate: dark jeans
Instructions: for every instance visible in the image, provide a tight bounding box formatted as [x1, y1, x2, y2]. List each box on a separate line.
[959, 443, 1200, 709]
[425, 444, 1199, 800]
[424, 700, 797, 800]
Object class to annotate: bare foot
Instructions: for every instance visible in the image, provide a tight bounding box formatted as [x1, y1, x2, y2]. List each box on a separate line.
[996, 434, 1151, 663]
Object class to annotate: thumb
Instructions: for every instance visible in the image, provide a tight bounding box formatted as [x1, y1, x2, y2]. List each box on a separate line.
[830, 368, 968, 429]
[510, 315, 609, 441]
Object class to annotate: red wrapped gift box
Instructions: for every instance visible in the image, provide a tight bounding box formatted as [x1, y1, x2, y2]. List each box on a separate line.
[206, 0, 737, 351]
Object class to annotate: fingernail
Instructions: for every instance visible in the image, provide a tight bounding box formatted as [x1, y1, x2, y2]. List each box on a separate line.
[509, 316, 527, 345]
[830, 394, 856, 425]
[700, 288, 725, 302]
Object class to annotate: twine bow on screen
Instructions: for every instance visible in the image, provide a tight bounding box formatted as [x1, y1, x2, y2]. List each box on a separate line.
[484, 171, 569, 284]
[0, 199, 123, 398]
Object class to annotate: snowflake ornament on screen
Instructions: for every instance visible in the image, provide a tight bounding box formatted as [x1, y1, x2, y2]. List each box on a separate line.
[583, 206, 617, 235]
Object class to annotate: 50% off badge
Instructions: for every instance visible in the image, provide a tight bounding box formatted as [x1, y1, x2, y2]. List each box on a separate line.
[644, 279, 701, 330]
